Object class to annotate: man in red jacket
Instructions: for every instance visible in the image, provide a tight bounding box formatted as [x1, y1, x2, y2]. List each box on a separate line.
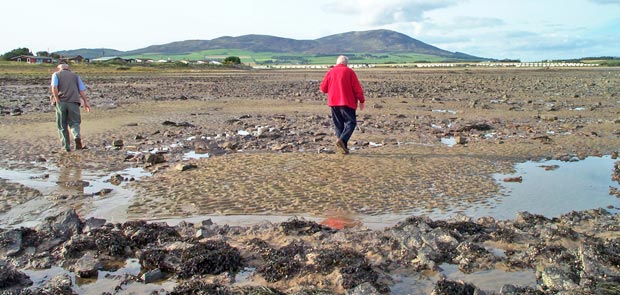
[320, 55, 365, 154]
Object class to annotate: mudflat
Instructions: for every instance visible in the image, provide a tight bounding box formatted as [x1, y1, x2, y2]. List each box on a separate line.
[1, 66, 620, 294]
[2, 67, 620, 220]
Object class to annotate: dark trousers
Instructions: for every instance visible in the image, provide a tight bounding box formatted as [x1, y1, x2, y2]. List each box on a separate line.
[331, 106, 357, 146]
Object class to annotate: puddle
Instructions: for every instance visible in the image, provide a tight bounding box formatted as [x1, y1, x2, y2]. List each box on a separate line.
[182, 151, 210, 160]
[432, 109, 457, 115]
[23, 258, 176, 294]
[441, 137, 456, 147]
[462, 156, 620, 220]
[439, 263, 536, 291]
[0, 165, 151, 228]
[390, 263, 535, 294]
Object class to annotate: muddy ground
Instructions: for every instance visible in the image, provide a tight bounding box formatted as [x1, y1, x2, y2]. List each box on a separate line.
[1, 67, 620, 294]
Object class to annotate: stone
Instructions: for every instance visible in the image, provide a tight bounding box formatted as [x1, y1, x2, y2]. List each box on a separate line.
[145, 153, 166, 164]
[73, 252, 101, 278]
[112, 139, 124, 148]
[83, 217, 107, 233]
[142, 268, 165, 284]
[176, 163, 198, 171]
[110, 174, 124, 185]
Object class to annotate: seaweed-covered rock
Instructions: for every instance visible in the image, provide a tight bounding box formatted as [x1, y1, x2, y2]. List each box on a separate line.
[280, 218, 333, 236]
[35, 209, 82, 242]
[0, 262, 32, 289]
[140, 240, 242, 279]
[312, 248, 387, 292]
[454, 241, 497, 273]
[121, 220, 180, 247]
[177, 240, 242, 278]
[431, 277, 478, 295]
[256, 241, 307, 282]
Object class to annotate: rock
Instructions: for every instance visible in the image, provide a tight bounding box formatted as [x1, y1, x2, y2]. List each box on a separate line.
[93, 188, 113, 196]
[36, 209, 82, 242]
[145, 153, 166, 164]
[10, 108, 22, 116]
[538, 265, 579, 291]
[539, 165, 559, 171]
[176, 163, 198, 171]
[347, 282, 382, 295]
[0, 229, 22, 258]
[455, 134, 467, 145]
[0, 262, 32, 289]
[72, 252, 102, 278]
[431, 277, 478, 295]
[221, 141, 239, 150]
[41, 274, 73, 294]
[541, 115, 558, 121]
[503, 176, 523, 183]
[142, 268, 165, 283]
[82, 217, 107, 233]
[110, 174, 124, 185]
[112, 139, 124, 148]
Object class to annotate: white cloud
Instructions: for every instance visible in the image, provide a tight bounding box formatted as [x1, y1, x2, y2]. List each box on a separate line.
[324, 0, 460, 25]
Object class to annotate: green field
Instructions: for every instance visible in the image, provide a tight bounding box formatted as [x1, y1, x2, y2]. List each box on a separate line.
[123, 49, 447, 65]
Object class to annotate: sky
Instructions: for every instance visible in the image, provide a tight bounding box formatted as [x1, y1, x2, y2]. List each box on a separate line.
[2, 0, 619, 61]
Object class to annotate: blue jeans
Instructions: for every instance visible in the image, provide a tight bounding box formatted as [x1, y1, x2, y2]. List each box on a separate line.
[331, 106, 357, 146]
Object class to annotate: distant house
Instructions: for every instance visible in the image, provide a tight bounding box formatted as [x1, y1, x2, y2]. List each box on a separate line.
[60, 55, 85, 63]
[90, 56, 127, 63]
[10, 55, 53, 64]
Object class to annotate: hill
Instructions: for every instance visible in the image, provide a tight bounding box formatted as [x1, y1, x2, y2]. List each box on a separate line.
[55, 29, 487, 61]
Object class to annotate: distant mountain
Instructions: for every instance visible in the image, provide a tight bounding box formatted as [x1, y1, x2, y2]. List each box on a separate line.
[55, 29, 487, 61]
[54, 48, 124, 58]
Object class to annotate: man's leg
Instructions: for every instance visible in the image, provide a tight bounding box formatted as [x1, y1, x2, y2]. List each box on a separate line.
[66, 103, 82, 149]
[56, 103, 70, 151]
[331, 106, 349, 154]
[331, 106, 345, 139]
[340, 107, 357, 147]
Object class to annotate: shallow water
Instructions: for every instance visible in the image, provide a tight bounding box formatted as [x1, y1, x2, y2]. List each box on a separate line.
[479, 156, 620, 220]
[23, 258, 176, 294]
[0, 164, 150, 228]
[390, 264, 536, 294]
[2, 156, 619, 228]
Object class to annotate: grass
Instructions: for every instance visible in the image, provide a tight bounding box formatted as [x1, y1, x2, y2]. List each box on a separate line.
[123, 49, 448, 65]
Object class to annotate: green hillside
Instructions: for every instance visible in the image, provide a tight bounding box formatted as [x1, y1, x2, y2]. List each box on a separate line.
[124, 49, 447, 64]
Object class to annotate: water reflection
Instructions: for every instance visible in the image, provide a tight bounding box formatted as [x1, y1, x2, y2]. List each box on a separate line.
[482, 156, 620, 220]
[56, 165, 86, 194]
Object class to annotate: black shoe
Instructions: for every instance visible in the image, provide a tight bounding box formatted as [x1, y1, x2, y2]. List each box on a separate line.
[75, 138, 83, 150]
[336, 139, 349, 154]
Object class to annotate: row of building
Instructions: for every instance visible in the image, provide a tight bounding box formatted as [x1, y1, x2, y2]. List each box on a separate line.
[9, 55, 599, 68]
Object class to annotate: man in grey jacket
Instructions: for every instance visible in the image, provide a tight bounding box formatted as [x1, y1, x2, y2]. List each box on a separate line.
[50, 63, 91, 152]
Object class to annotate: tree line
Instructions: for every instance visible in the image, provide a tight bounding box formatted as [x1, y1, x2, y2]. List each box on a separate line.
[0, 47, 64, 60]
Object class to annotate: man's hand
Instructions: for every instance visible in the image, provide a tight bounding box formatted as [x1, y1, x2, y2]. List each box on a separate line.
[359, 102, 365, 111]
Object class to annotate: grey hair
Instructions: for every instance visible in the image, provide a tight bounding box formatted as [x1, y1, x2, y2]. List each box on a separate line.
[336, 55, 348, 65]
[57, 63, 69, 70]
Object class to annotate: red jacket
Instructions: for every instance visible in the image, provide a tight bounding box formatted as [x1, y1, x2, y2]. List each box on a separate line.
[320, 64, 365, 110]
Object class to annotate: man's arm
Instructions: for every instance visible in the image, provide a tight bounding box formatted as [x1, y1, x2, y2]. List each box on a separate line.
[50, 73, 59, 105]
[77, 76, 90, 112]
[51, 86, 60, 105]
[79, 90, 90, 112]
